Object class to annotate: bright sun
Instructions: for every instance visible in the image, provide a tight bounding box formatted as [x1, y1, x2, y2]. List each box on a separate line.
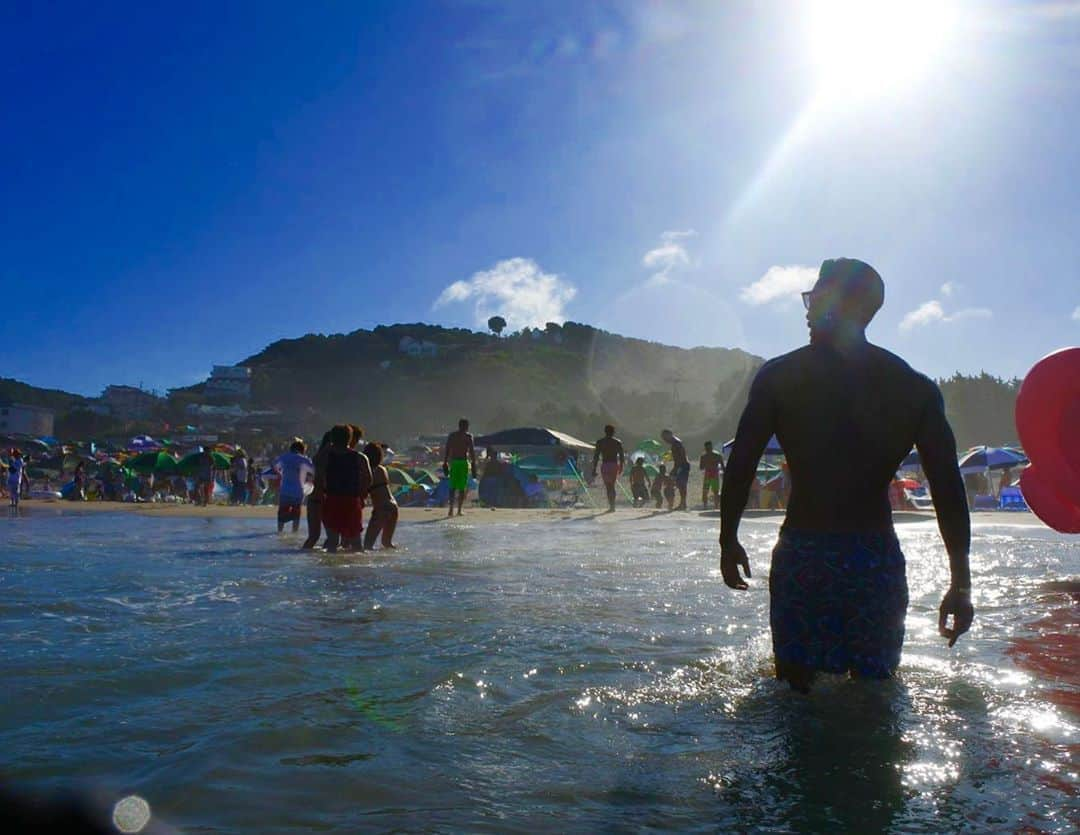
[808, 0, 957, 100]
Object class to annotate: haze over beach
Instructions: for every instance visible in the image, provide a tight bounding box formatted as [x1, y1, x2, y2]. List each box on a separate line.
[4, 1, 1080, 396]
[2, 2, 1079, 833]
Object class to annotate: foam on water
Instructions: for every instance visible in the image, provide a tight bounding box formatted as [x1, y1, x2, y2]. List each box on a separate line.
[0, 511, 1076, 831]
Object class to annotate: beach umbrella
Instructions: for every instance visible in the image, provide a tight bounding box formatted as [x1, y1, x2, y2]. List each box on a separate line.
[176, 451, 232, 475]
[722, 435, 783, 456]
[125, 451, 179, 474]
[958, 446, 1028, 473]
[635, 439, 665, 454]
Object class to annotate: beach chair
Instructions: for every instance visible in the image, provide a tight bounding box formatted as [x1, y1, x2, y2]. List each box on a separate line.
[904, 486, 934, 511]
[998, 486, 1029, 511]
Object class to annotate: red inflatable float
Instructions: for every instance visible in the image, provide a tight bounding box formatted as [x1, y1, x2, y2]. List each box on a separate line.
[1015, 347, 1080, 533]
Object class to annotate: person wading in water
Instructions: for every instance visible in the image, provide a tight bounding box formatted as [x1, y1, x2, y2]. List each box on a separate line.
[719, 258, 972, 693]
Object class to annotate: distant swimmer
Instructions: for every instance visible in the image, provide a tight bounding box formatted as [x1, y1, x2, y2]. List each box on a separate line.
[699, 440, 724, 510]
[661, 429, 690, 510]
[719, 258, 973, 693]
[443, 418, 477, 517]
[590, 424, 626, 512]
[629, 458, 651, 507]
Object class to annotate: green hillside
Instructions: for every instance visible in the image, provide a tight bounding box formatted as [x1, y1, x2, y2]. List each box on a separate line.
[0, 378, 87, 413]
[238, 322, 763, 445]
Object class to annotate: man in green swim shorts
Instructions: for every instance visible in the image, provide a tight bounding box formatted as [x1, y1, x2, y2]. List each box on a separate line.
[443, 418, 478, 517]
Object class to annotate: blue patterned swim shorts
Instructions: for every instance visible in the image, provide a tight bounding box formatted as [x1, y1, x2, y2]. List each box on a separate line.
[769, 528, 908, 679]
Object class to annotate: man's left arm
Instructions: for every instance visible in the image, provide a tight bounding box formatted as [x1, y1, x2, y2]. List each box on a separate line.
[916, 384, 973, 647]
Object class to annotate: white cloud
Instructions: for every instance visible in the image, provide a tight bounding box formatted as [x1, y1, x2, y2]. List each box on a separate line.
[940, 281, 959, 297]
[899, 300, 992, 332]
[433, 258, 576, 332]
[1072, 306, 1080, 321]
[642, 229, 695, 286]
[739, 265, 818, 306]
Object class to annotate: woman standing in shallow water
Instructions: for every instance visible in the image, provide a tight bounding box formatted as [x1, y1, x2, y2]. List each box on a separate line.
[363, 442, 399, 550]
[302, 431, 331, 550]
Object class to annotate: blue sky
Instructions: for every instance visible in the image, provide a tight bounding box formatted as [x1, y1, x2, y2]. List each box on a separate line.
[4, 1, 1079, 396]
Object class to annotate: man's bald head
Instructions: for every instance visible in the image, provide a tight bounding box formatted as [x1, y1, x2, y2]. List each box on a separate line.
[810, 258, 884, 327]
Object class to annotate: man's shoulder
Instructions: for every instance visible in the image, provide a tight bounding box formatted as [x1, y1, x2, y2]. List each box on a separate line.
[756, 347, 811, 380]
[868, 345, 939, 393]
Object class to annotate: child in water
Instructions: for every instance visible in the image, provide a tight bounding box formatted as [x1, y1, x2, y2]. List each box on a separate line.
[662, 467, 676, 510]
[651, 464, 667, 509]
[629, 458, 651, 507]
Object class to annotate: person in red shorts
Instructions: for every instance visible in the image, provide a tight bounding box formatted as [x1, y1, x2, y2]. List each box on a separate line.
[321, 424, 372, 552]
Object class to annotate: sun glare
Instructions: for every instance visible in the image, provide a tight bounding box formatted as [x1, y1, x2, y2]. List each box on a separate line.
[809, 0, 957, 101]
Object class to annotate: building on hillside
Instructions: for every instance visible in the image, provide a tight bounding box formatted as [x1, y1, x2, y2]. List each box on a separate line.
[206, 366, 252, 401]
[0, 400, 55, 436]
[398, 336, 439, 358]
[101, 385, 160, 420]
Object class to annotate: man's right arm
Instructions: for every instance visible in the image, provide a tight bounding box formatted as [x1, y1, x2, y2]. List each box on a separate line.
[719, 368, 777, 589]
[915, 382, 974, 646]
[591, 442, 600, 478]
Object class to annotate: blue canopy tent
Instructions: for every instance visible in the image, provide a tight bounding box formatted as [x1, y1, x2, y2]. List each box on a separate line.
[474, 427, 594, 454]
[722, 435, 783, 456]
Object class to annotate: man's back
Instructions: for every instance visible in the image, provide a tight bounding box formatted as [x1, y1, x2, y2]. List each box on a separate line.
[595, 436, 623, 462]
[445, 430, 471, 459]
[758, 342, 939, 532]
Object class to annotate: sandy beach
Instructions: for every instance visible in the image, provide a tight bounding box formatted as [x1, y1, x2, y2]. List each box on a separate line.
[12, 498, 1048, 528]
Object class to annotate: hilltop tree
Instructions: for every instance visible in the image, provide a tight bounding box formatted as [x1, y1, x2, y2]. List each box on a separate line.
[487, 315, 507, 337]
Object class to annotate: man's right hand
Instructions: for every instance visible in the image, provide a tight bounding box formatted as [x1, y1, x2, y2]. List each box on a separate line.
[720, 541, 751, 590]
[442, 463, 449, 477]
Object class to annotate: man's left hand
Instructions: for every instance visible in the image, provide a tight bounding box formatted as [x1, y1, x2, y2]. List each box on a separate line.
[720, 541, 752, 590]
[938, 587, 974, 647]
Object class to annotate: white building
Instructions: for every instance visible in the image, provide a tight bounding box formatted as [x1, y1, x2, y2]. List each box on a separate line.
[101, 385, 160, 419]
[0, 401, 55, 436]
[206, 365, 252, 400]
[398, 336, 439, 357]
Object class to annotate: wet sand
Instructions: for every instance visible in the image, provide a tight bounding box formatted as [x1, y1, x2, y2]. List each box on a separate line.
[12, 499, 1049, 528]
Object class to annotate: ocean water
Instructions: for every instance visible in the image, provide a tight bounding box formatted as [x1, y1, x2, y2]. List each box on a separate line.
[0, 509, 1076, 833]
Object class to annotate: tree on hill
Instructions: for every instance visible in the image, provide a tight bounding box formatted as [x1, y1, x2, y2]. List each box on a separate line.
[488, 315, 507, 337]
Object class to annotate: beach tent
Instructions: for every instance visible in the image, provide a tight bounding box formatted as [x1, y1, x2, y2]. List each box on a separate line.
[513, 453, 579, 481]
[474, 427, 594, 454]
[722, 435, 783, 456]
[386, 467, 416, 487]
[409, 467, 440, 486]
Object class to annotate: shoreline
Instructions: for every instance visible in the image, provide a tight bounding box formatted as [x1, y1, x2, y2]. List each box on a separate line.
[9, 499, 1049, 528]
